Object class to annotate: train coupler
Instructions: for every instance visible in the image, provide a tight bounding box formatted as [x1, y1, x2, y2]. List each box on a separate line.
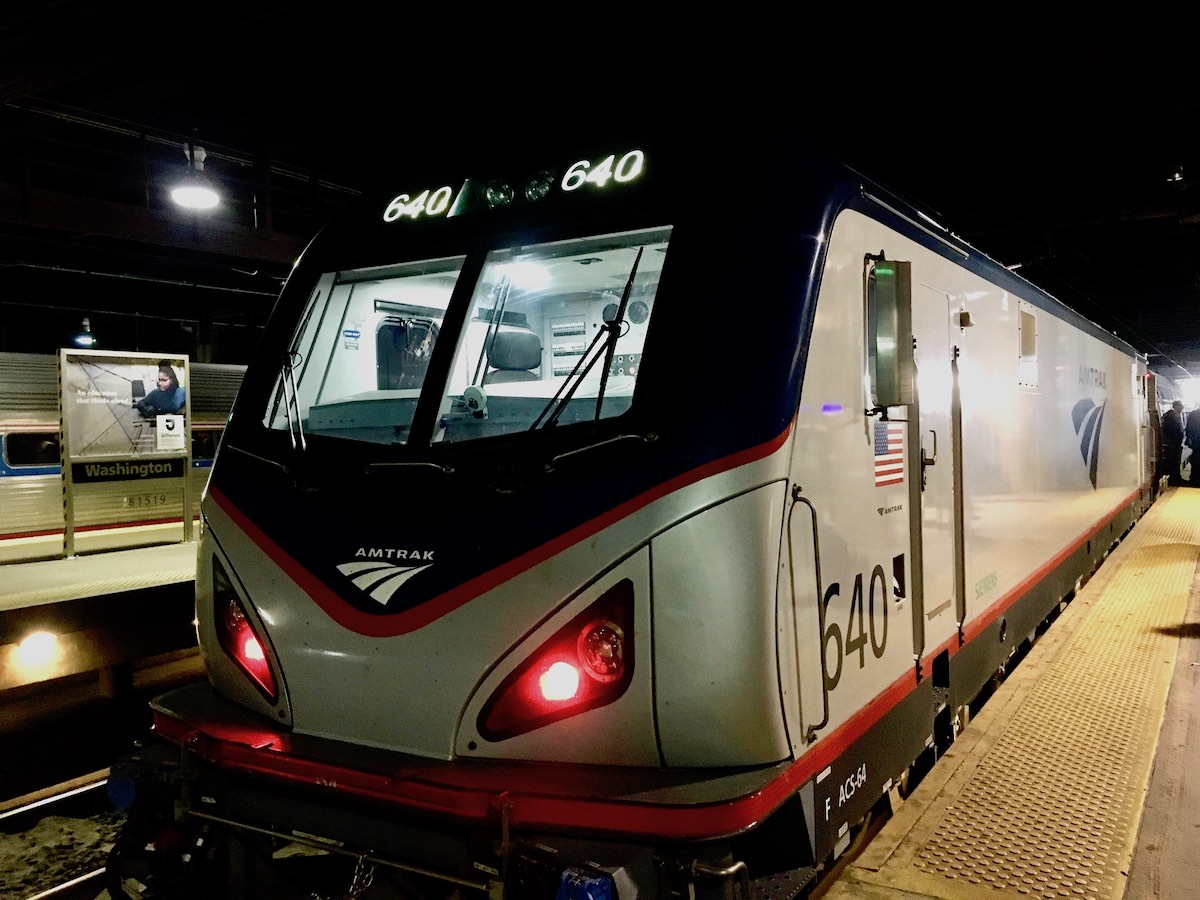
[504, 842, 620, 900]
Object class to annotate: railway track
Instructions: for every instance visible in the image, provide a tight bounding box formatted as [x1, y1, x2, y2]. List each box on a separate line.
[0, 654, 204, 899]
[0, 770, 120, 900]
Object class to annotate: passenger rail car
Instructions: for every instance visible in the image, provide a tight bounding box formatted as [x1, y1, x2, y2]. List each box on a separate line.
[0, 352, 244, 562]
[109, 131, 1158, 899]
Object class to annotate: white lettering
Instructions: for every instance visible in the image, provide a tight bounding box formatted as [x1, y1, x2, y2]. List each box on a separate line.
[353, 547, 436, 561]
[837, 763, 868, 807]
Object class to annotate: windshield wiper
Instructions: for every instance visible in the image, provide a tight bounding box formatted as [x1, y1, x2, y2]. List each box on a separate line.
[283, 353, 308, 453]
[470, 277, 512, 388]
[529, 247, 644, 431]
[263, 350, 312, 489]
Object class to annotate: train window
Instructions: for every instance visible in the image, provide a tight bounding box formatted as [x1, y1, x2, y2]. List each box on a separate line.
[377, 316, 439, 390]
[265, 257, 465, 444]
[434, 226, 669, 443]
[865, 257, 914, 410]
[192, 429, 220, 461]
[1018, 305, 1038, 387]
[1019, 308, 1037, 358]
[266, 229, 669, 448]
[5, 432, 60, 466]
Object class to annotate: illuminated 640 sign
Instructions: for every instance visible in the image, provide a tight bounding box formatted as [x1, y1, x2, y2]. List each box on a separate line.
[382, 149, 645, 223]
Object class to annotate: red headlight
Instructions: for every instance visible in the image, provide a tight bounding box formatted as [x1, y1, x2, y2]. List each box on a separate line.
[478, 579, 634, 741]
[213, 556, 278, 701]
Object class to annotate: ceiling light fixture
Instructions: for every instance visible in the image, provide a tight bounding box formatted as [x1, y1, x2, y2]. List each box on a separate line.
[73, 317, 96, 348]
[171, 139, 220, 210]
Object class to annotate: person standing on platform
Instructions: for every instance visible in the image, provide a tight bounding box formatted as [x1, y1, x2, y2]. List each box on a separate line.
[1162, 400, 1185, 486]
[1186, 404, 1200, 486]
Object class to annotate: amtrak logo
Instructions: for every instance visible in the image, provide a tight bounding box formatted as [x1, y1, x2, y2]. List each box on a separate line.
[1071, 398, 1105, 489]
[336, 560, 432, 606]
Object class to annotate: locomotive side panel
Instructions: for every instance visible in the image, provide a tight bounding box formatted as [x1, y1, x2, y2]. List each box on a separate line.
[651, 481, 791, 767]
[782, 210, 965, 853]
[956, 285, 1143, 632]
[782, 205, 1146, 858]
[785, 210, 937, 746]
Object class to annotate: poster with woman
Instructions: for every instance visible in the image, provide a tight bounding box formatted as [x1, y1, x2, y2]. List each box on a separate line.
[58, 349, 194, 551]
[60, 351, 188, 458]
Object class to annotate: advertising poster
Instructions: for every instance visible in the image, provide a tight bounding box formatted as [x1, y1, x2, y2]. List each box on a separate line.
[59, 350, 193, 552]
[61, 351, 189, 461]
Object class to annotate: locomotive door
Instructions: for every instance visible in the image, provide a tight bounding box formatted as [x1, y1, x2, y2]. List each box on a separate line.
[910, 285, 964, 661]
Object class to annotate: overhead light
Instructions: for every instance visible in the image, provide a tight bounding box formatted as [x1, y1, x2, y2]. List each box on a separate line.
[1168, 163, 1184, 184]
[73, 317, 96, 348]
[171, 141, 220, 210]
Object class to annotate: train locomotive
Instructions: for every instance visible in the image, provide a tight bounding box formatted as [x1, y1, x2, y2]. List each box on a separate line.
[106, 128, 1160, 899]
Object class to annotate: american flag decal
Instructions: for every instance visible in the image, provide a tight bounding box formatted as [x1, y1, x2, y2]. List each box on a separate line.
[874, 421, 905, 487]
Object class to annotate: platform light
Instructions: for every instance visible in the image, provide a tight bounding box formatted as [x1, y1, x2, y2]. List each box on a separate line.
[72, 317, 96, 348]
[1178, 378, 1200, 407]
[14, 630, 64, 681]
[171, 141, 220, 210]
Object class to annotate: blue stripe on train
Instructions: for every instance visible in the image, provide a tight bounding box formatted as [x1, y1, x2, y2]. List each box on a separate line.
[0, 460, 214, 476]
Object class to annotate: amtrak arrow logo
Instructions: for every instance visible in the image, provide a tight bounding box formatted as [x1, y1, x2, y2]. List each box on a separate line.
[336, 560, 432, 606]
[1071, 398, 1105, 489]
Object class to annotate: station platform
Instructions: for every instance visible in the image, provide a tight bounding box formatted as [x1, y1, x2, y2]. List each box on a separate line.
[0, 541, 200, 694]
[821, 485, 1200, 900]
[0, 541, 197, 613]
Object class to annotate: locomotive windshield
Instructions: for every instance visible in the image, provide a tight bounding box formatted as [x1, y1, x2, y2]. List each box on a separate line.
[264, 226, 669, 447]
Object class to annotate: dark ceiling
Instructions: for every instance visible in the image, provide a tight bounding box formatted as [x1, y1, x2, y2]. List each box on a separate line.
[2, 5, 1200, 381]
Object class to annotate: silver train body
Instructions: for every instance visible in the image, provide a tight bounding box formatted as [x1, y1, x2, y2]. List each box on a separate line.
[0, 352, 244, 562]
[110, 131, 1162, 899]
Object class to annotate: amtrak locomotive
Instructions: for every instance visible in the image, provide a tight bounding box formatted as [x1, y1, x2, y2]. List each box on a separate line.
[106, 128, 1160, 899]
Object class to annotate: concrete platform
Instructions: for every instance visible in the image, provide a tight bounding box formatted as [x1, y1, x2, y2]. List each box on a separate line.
[0, 541, 197, 612]
[0, 541, 199, 693]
